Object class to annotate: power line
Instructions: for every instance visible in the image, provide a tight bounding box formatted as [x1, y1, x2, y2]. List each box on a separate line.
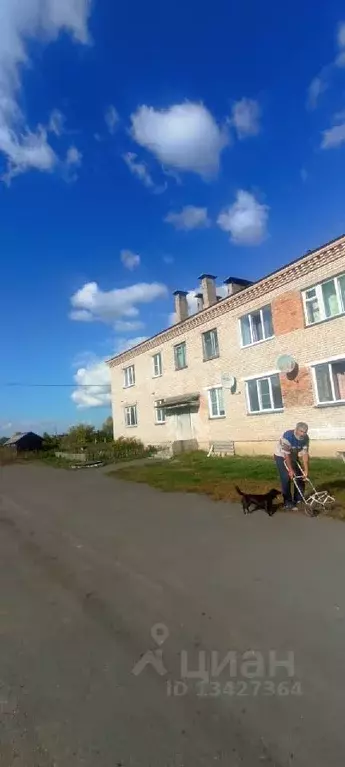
[1, 383, 110, 388]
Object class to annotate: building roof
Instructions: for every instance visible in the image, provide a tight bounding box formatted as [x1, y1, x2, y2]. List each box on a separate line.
[4, 431, 41, 446]
[107, 232, 345, 367]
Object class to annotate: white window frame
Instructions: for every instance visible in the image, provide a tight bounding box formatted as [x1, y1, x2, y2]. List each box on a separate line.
[124, 404, 138, 427]
[202, 328, 219, 361]
[152, 352, 162, 378]
[245, 374, 284, 414]
[155, 399, 166, 424]
[207, 386, 225, 419]
[302, 273, 345, 326]
[311, 359, 345, 405]
[174, 341, 187, 370]
[239, 305, 274, 348]
[123, 365, 135, 388]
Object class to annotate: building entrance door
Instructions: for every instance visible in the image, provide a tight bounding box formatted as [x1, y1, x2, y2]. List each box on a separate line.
[174, 407, 192, 441]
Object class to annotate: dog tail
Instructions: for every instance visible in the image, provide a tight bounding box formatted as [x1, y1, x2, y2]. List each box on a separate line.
[235, 486, 244, 496]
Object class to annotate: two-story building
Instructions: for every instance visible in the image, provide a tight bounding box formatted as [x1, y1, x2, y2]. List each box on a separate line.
[107, 234, 345, 457]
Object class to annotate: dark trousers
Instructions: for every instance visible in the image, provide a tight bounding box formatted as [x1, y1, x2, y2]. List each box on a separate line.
[274, 456, 305, 505]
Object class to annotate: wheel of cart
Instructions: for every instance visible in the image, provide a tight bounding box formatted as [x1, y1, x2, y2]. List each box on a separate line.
[284, 461, 336, 517]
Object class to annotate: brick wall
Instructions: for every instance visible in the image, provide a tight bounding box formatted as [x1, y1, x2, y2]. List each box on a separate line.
[272, 291, 305, 335]
[279, 367, 314, 409]
[109, 240, 345, 456]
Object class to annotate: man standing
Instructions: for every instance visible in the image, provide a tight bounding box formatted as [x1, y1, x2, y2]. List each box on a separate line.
[274, 422, 309, 510]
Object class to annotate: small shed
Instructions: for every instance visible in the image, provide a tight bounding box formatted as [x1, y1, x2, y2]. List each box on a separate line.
[4, 432, 43, 452]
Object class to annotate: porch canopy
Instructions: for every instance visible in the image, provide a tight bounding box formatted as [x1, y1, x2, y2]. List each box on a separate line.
[162, 392, 200, 410]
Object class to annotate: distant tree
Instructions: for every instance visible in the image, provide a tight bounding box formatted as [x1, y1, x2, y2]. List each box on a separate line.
[102, 416, 113, 438]
[42, 432, 60, 450]
[0, 436, 8, 446]
[62, 424, 96, 450]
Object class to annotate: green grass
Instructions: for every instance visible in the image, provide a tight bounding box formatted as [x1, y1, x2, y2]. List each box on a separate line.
[112, 451, 345, 519]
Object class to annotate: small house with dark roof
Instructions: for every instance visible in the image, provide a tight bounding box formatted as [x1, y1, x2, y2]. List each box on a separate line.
[4, 432, 43, 452]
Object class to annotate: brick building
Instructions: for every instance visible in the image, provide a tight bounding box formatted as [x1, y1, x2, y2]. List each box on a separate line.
[107, 235, 345, 457]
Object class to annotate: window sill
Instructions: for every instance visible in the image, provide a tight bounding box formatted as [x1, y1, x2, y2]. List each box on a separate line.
[314, 401, 345, 408]
[152, 374, 162, 379]
[175, 365, 188, 371]
[123, 384, 135, 389]
[125, 424, 138, 428]
[155, 421, 166, 425]
[203, 354, 220, 363]
[305, 311, 345, 329]
[247, 408, 284, 416]
[241, 336, 275, 350]
[209, 415, 226, 420]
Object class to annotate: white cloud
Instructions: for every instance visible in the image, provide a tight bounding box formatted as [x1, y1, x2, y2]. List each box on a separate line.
[0, 0, 91, 181]
[307, 20, 345, 108]
[307, 75, 328, 110]
[121, 249, 141, 270]
[66, 146, 82, 166]
[105, 105, 119, 134]
[70, 281, 168, 326]
[72, 358, 111, 409]
[130, 102, 228, 178]
[230, 98, 261, 139]
[48, 108, 65, 136]
[164, 206, 210, 231]
[72, 336, 148, 408]
[321, 120, 345, 148]
[217, 190, 269, 246]
[115, 336, 148, 353]
[122, 151, 167, 193]
[114, 319, 145, 332]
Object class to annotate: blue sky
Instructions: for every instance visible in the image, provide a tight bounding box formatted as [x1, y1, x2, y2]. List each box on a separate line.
[1, 0, 345, 435]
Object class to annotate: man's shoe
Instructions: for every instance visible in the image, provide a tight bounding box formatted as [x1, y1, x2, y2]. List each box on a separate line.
[283, 503, 293, 510]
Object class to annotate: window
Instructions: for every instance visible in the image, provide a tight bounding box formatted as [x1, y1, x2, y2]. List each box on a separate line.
[240, 305, 274, 347]
[246, 374, 283, 413]
[152, 352, 162, 377]
[155, 400, 166, 423]
[303, 273, 345, 325]
[124, 405, 138, 427]
[123, 365, 135, 388]
[313, 359, 345, 404]
[174, 342, 187, 370]
[208, 387, 225, 418]
[202, 329, 219, 361]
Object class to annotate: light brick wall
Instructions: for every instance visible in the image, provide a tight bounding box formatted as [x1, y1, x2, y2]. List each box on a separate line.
[109, 238, 345, 456]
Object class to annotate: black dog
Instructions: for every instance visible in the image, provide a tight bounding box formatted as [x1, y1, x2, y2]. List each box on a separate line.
[235, 486, 281, 516]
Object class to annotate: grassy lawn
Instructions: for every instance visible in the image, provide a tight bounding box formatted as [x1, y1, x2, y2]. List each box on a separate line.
[112, 451, 345, 519]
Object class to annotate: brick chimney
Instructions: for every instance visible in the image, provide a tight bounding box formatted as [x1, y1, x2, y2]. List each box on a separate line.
[173, 290, 189, 323]
[195, 292, 204, 312]
[223, 277, 253, 296]
[198, 274, 217, 308]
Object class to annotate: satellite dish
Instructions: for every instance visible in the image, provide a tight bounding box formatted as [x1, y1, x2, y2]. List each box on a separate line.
[277, 354, 296, 374]
[222, 373, 237, 391]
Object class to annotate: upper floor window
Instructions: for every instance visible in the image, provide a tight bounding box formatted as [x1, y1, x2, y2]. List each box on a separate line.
[208, 387, 225, 418]
[174, 342, 187, 370]
[152, 352, 162, 377]
[313, 359, 345, 404]
[246, 373, 283, 414]
[123, 365, 135, 388]
[202, 329, 219, 361]
[124, 405, 138, 427]
[155, 400, 166, 423]
[303, 274, 345, 325]
[240, 305, 274, 347]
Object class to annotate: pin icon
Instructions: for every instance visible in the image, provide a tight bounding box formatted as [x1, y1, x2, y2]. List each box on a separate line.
[151, 623, 169, 646]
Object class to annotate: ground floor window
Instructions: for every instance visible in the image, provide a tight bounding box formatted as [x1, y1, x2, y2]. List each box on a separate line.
[246, 374, 283, 413]
[124, 405, 138, 427]
[208, 387, 225, 418]
[155, 400, 166, 423]
[313, 359, 345, 404]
